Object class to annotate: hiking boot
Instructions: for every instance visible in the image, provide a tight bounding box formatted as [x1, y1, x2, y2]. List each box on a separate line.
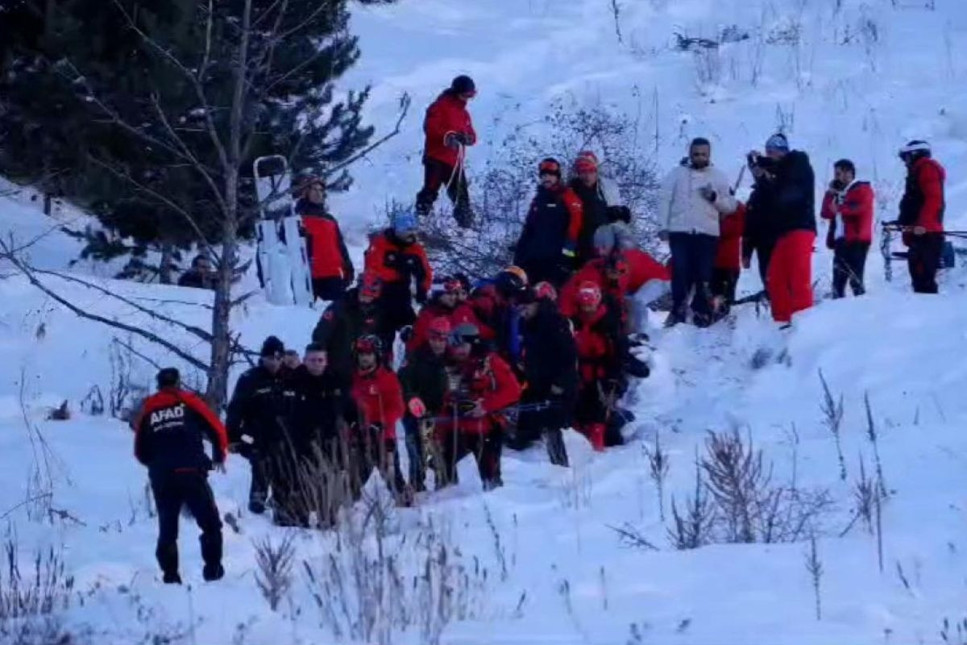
[248, 499, 266, 515]
[202, 563, 225, 582]
[162, 571, 182, 585]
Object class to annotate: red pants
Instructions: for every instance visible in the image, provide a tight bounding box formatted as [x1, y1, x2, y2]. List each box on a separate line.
[767, 230, 815, 323]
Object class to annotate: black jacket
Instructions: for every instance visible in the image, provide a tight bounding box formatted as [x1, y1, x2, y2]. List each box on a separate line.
[289, 365, 351, 452]
[521, 301, 579, 398]
[225, 365, 299, 450]
[398, 345, 449, 415]
[569, 179, 610, 263]
[134, 388, 227, 475]
[771, 150, 816, 235]
[177, 269, 214, 290]
[311, 288, 393, 386]
[514, 185, 576, 270]
[743, 178, 781, 258]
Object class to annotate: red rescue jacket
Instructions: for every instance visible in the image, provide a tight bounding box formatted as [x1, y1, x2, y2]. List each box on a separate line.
[438, 352, 521, 435]
[133, 388, 228, 474]
[559, 257, 630, 318]
[363, 231, 433, 292]
[407, 298, 480, 353]
[715, 202, 746, 270]
[423, 91, 477, 167]
[820, 182, 874, 243]
[351, 366, 405, 440]
[571, 305, 621, 384]
[624, 248, 671, 292]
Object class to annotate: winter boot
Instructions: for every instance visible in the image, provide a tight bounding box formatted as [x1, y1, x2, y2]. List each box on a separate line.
[156, 542, 180, 584]
[162, 571, 183, 585]
[588, 423, 606, 452]
[663, 306, 686, 328]
[453, 204, 474, 229]
[202, 563, 225, 582]
[544, 429, 570, 467]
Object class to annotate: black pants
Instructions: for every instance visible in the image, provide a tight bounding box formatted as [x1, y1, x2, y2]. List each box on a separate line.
[248, 450, 270, 512]
[439, 428, 503, 489]
[907, 233, 943, 294]
[381, 282, 417, 334]
[669, 233, 719, 321]
[832, 240, 870, 298]
[349, 426, 407, 499]
[312, 277, 347, 302]
[151, 471, 222, 577]
[415, 157, 472, 227]
[753, 243, 774, 288]
[402, 415, 426, 491]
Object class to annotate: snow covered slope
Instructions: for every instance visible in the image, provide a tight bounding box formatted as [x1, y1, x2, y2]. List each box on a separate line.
[3, 0, 967, 643]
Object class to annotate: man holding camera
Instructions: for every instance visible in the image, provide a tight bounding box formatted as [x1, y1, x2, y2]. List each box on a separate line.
[746, 134, 816, 327]
[658, 137, 737, 327]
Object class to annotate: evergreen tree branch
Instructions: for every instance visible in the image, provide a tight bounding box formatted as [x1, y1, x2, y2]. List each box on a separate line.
[86, 155, 214, 256]
[0, 236, 209, 371]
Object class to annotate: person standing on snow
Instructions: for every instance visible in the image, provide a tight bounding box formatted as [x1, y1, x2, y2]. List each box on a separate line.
[347, 335, 409, 503]
[512, 286, 578, 466]
[398, 317, 452, 491]
[513, 158, 584, 287]
[364, 211, 434, 336]
[568, 151, 620, 265]
[658, 137, 737, 327]
[416, 75, 478, 228]
[742, 161, 781, 293]
[133, 368, 227, 584]
[711, 198, 746, 316]
[896, 140, 946, 294]
[294, 177, 355, 302]
[820, 159, 874, 298]
[226, 336, 297, 517]
[436, 323, 521, 490]
[312, 273, 394, 388]
[748, 133, 816, 327]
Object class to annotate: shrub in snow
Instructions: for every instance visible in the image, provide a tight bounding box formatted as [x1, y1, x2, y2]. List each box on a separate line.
[419, 97, 660, 278]
[254, 533, 296, 612]
[0, 538, 75, 638]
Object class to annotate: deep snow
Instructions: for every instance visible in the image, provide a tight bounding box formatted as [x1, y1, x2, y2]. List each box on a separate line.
[2, 0, 967, 643]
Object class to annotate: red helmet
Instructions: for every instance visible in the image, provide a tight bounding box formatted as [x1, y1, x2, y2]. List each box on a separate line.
[428, 317, 452, 339]
[354, 334, 382, 356]
[360, 273, 382, 299]
[533, 281, 558, 302]
[538, 157, 562, 177]
[442, 276, 463, 293]
[576, 281, 602, 309]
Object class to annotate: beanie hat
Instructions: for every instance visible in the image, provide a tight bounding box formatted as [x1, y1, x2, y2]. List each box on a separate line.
[573, 150, 599, 173]
[260, 335, 285, 358]
[450, 75, 476, 96]
[156, 367, 180, 389]
[538, 157, 562, 177]
[765, 133, 789, 153]
[899, 140, 931, 157]
[392, 211, 418, 235]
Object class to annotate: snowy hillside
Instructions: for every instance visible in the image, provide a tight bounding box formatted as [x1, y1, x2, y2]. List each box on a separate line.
[3, 0, 967, 644]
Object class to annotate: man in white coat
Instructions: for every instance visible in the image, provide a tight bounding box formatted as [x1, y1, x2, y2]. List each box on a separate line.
[658, 137, 737, 326]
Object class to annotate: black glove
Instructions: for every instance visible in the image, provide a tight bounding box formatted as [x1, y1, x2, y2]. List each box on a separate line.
[415, 289, 428, 305]
[444, 133, 461, 149]
[454, 132, 472, 145]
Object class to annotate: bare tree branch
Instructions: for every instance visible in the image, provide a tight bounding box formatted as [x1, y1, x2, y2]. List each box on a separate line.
[322, 92, 411, 176]
[0, 237, 209, 371]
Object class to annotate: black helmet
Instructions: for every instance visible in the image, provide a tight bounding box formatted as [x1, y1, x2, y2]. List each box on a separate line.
[494, 265, 528, 298]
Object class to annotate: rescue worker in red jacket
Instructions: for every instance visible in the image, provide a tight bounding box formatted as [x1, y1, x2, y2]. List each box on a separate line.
[133, 368, 227, 584]
[363, 211, 433, 335]
[348, 335, 408, 502]
[437, 323, 522, 490]
[559, 238, 630, 323]
[570, 282, 625, 452]
[415, 75, 477, 228]
[820, 159, 874, 298]
[513, 158, 584, 287]
[295, 177, 355, 301]
[711, 199, 746, 314]
[406, 276, 480, 354]
[896, 140, 946, 294]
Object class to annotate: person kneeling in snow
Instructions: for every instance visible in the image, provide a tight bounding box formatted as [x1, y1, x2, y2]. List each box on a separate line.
[348, 335, 409, 504]
[437, 323, 521, 490]
[569, 282, 627, 452]
[133, 368, 227, 584]
[513, 285, 578, 466]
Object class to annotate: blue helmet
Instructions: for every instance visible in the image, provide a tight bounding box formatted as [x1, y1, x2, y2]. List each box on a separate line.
[392, 211, 419, 235]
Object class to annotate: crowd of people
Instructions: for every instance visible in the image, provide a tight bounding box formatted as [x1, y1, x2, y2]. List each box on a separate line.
[139, 75, 949, 584]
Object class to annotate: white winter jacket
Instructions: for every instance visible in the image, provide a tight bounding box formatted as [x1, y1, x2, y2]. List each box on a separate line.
[658, 163, 737, 237]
